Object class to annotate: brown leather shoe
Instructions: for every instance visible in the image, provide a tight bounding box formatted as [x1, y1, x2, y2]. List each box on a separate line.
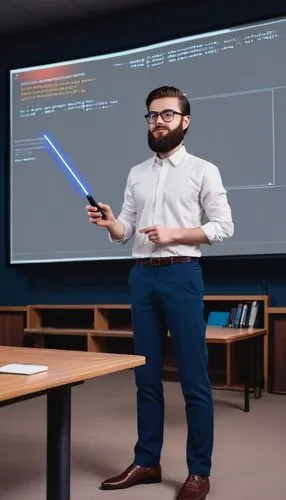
[100, 463, 162, 490]
[176, 475, 210, 499]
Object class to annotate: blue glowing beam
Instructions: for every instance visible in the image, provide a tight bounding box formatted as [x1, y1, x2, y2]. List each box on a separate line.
[43, 134, 88, 196]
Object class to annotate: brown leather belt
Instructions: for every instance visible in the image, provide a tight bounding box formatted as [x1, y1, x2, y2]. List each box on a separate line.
[136, 256, 199, 267]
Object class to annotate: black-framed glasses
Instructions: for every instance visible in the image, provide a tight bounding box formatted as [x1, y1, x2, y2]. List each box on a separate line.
[144, 108, 185, 124]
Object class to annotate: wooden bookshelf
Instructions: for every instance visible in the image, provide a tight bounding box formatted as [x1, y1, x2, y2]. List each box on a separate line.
[25, 304, 106, 352]
[23, 296, 269, 392]
[200, 295, 269, 391]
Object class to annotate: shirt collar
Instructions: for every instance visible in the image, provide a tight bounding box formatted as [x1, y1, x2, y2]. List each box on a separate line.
[154, 145, 187, 167]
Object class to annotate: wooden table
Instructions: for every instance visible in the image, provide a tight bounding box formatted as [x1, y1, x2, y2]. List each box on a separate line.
[206, 327, 266, 412]
[0, 346, 145, 500]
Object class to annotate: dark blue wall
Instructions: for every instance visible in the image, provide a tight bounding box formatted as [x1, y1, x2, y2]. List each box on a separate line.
[1, 0, 286, 306]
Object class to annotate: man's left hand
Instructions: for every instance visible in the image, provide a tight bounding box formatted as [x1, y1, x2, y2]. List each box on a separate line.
[139, 225, 177, 245]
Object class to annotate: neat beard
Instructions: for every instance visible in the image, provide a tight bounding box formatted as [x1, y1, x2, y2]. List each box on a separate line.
[148, 120, 185, 154]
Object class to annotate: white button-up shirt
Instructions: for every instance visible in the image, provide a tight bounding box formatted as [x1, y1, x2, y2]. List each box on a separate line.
[113, 145, 234, 258]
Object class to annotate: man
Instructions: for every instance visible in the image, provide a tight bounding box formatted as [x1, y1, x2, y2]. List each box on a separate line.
[86, 86, 234, 500]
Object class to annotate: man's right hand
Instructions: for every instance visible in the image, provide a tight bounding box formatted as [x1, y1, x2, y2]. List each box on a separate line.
[86, 202, 115, 228]
[86, 203, 125, 240]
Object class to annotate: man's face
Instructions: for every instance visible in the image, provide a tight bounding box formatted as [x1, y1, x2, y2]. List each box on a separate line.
[147, 97, 190, 154]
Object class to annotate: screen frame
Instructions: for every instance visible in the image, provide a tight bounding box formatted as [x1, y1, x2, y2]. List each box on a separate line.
[8, 13, 286, 264]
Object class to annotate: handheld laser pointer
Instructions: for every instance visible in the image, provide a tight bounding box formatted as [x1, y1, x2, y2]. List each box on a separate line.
[43, 134, 107, 220]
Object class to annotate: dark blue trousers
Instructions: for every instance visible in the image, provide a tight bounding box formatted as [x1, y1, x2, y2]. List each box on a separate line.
[128, 260, 213, 477]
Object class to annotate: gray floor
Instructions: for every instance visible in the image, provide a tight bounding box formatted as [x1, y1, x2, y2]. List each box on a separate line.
[0, 370, 285, 500]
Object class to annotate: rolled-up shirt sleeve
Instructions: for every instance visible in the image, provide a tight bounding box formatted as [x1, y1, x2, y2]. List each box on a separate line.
[200, 163, 234, 244]
[110, 171, 137, 244]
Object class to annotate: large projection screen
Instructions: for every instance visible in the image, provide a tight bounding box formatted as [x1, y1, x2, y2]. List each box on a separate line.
[9, 16, 286, 263]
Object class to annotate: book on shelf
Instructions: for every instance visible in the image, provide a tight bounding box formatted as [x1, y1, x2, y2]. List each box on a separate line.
[207, 311, 230, 327]
[207, 300, 260, 329]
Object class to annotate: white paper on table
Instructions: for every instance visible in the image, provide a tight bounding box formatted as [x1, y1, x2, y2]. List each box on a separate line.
[0, 363, 48, 375]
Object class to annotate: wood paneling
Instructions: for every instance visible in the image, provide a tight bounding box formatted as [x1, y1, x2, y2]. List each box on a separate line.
[0, 308, 27, 347]
[268, 315, 286, 394]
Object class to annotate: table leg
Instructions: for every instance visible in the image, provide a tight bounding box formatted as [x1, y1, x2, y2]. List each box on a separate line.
[243, 342, 250, 412]
[47, 386, 71, 500]
[226, 344, 231, 386]
[254, 337, 263, 399]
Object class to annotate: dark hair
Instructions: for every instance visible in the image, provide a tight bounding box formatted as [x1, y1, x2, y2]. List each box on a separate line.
[146, 86, 191, 116]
